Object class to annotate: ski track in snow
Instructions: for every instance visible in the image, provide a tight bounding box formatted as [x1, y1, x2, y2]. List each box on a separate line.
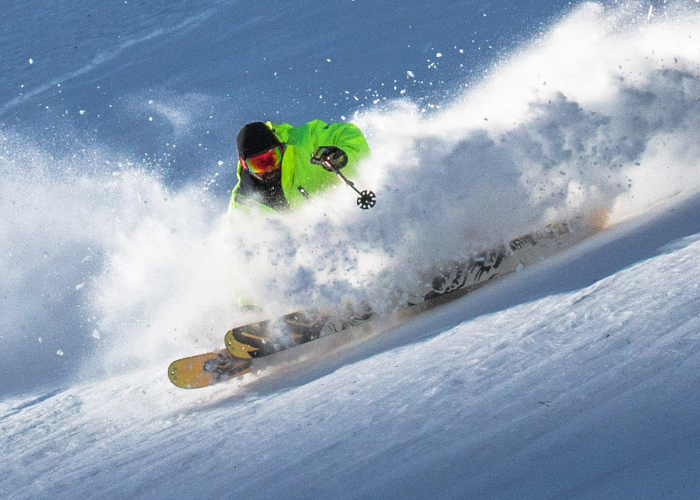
[2, 0, 700, 498]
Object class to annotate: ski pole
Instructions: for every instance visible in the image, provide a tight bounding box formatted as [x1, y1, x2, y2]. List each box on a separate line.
[321, 159, 377, 209]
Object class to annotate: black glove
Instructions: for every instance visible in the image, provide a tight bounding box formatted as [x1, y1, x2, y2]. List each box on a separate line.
[310, 146, 348, 171]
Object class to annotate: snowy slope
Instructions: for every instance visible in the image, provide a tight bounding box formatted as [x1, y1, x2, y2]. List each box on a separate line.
[3, 1, 700, 499]
[3, 189, 700, 500]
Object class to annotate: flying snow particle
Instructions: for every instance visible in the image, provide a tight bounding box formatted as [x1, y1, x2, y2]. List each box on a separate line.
[57, 350, 64, 356]
[407, 71, 415, 78]
[29, 58, 34, 65]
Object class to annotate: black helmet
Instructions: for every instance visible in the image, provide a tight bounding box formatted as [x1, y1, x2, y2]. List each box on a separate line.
[236, 122, 280, 159]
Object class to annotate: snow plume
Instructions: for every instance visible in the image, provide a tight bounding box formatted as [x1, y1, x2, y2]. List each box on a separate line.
[343, 0, 700, 295]
[254, 0, 700, 310]
[0, 135, 240, 394]
[424, 0, 700, 225]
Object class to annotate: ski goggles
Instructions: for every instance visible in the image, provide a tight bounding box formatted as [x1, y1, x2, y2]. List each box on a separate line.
[240, 145, 283, 176]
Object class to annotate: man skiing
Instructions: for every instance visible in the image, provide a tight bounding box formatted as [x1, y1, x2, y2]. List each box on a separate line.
[229, 120, 371, 214]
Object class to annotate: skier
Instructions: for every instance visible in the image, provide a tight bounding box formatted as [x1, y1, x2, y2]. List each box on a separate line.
[229, 120, 371, 214]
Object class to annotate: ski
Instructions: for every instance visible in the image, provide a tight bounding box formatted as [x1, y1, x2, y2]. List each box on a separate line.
[167, 284, 467, 389]
[167, 214, 605, 389]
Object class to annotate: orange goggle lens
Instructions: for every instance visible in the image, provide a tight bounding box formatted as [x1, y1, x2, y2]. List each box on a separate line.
[241, 146, 282, 175]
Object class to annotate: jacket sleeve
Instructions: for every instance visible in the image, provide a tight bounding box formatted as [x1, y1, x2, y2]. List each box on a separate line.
[304, 120, 371, 174]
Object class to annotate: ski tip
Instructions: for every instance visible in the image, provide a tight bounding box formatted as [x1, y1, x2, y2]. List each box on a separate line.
[168, 351, 252, 389]
[167, 360, 208, 389]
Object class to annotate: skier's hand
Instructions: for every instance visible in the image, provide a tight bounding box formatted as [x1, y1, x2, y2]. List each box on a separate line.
[310, 146, 348, 171]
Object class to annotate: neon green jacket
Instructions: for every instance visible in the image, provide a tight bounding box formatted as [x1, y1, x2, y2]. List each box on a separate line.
[228, 120, 371, 214]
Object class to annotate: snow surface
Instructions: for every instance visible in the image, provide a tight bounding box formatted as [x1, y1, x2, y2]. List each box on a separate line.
[2, 1, 700, 499]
